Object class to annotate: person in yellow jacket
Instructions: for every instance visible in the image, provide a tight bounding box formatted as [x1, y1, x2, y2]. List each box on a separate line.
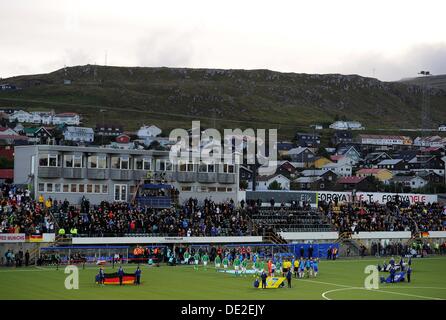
[38, 195, 44, 204]
[70, 227, 78, 237]
[58, 228, 65, 236]
[45, 198, 52, 209]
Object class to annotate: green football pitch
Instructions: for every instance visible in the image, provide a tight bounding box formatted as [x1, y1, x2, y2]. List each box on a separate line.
[1, 257, 446, 300]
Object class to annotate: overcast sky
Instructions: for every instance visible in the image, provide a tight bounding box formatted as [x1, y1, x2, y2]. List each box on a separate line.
[1, 0, 446, 81]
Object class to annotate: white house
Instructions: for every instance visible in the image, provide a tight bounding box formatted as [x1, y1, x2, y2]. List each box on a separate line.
[329, 121, 364, 130]
[248, 174, 291, 191]
[321, 162, 352, 177]
[52, 113, 80, 125]
[391, 176, 428, 190]
[414, 136, 446, 148]
[63, 126, 94, 143]
[358, 134, 413, 146]
[137, 125, 162, 139]
[438, 124, 446, 132]
[9, 110, 31, 123]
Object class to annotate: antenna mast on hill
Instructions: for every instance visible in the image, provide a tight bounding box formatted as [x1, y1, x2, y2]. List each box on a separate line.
[418, 70, 431, 135]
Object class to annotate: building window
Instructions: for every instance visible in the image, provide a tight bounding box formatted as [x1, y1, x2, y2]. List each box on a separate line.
[181, 186, 192, 192]
[94, 185, 101, 193]
[199, 162, 215, 173]
[111, 156, 130, 169]
[114, 184, 127, 201]
[64, 155, 82, 168]
[63, 184, 69, 192]
[38, 183, 45, 192]
[54, 184, 61, 193]
[46, 183, 53, 192]
[102, 184, 108, 194]
[70, 184, 77, 193]
[78, 184, 85, 193]
[178, 161, 194, 172]
[135, 158, 151, 170]
[156, 159, 173, 171]
[88, 155, 107, 169]
[86, 184, 93, 193]
[39, 154, 59, 167]
[222, 164, 234, 173]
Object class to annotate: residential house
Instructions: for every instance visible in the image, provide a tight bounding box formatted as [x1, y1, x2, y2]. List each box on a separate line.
[63, 126, 94, 143]
[287, 147, 315, 167]
[9, 110, 31, 123]
[391, 175, 428, 190]
[414, 136, 446, 148]
[95, 124, 124, 137]
[23, 127, 53, 144]
[392, 150, 418, 163]
[0, 127, 19, 136]
[331, 131, 353, 146]
[314, 156, 332, 168]
[321, 162, 352, 177]
[52, 113, 81, 125]
[329, 121, 364, 130]
[416, 170, 445, 185]
[334, 176, 376, 191]
[356, 168, 393, 183]
[295, 169, 338, 190]
[137, 125, 162, 139]
[276, 141, 294, 156]
[439, 124, 446, 132]
[408, 155, 445, 176]
[358, 134, 413, 146]
[336, 145, 362, 165]
[295, 132, 320, 148]
[363, 152, 392, 167]
[377, 159, 409, 173]
[249, 174, 291, 191]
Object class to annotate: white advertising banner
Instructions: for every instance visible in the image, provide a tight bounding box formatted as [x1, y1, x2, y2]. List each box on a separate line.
[0, 233, 26, 243]
[351, 231, 411, 239]
[73, 236, 264, 245]
[317, 191, 437, 205]
[279, 232, 339, 240]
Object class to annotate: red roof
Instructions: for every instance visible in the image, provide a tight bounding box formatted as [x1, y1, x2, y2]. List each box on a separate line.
[337, 176, 366, 184]
[356, 168, 383, 174]
[0, 134, 28, 140]
[330, 155, 344, 162]
[0, 169, 13, 179]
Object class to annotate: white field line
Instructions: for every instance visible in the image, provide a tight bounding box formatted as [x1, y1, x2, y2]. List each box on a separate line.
[321, 286, 444, 300]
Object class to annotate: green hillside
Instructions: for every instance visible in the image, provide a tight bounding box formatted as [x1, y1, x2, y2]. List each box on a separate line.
[1, 65, 445, 139]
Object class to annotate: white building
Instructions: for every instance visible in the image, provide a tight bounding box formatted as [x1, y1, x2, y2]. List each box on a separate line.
[358, 134, 413, 146]
[249, 174, 291, 191]
[329, 121, 364, 130]
[438, 124, 446, 132]
[52, 113, 81, 125]
[321, 162, 352, 177]
[9, 110, 32, 123]
[63, 126, 94, 143]
[391, 176, 428, 190]
[137, 125, 162, 139]
[414, 136, 446, 148]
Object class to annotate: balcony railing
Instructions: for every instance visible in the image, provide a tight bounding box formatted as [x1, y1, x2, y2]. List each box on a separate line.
[62, 168, 85, 179]
[87, 168, 109, 180]
[218, 173, 235, 184]
[38, 167, 62, 178]
[175, 172, 196, 183]
[110, 169, 133, 180]
[197, 172, 217, 183]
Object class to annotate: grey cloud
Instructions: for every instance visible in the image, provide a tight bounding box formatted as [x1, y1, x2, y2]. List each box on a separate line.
[336, 43, 446, 81]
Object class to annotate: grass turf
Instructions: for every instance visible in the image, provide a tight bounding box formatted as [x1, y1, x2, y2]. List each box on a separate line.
[0, 257, 445, 300]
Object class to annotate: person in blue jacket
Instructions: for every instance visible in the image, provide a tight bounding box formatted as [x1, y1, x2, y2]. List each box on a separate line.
[134, 266, 142, 285]
[117, 266, 124, 285]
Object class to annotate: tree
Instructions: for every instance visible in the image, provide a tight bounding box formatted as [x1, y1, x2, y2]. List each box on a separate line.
[268, 180, 282, 190]
[239, 180, 248, 190]
[316, 146, 330, 159]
